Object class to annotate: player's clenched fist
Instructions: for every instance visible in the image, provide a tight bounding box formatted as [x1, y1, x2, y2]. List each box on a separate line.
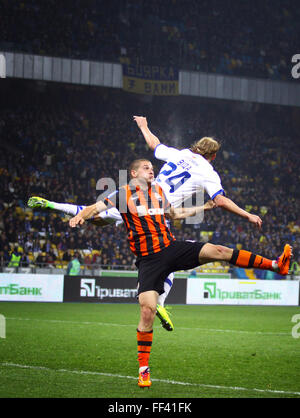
[133, 116, 148, 129]
[69, 215, 85, 228]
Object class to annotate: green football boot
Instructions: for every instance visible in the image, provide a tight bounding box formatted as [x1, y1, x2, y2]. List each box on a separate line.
[27, 196, 53, 210]
[156, 304, 174, 332]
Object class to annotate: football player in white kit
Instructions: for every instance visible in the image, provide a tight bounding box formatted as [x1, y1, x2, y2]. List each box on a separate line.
[133, 115, 263, 228]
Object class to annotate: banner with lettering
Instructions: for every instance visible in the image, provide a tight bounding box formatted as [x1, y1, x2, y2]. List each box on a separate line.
[123, 64, 179, 95]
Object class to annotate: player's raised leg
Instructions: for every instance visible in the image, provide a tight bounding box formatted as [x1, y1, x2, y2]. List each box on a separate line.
[28, 196, 85, 216]
[198, 243, 292, 276]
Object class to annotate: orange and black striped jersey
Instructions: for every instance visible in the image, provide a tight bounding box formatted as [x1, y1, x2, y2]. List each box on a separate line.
[104, 182, 175, 257]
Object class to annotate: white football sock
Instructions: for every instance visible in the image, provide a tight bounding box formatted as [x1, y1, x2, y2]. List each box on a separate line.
[157, 272, 174, 307]
[50, 202, 86, 216]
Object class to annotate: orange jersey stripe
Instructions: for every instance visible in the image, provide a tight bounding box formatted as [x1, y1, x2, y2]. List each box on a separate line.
[126, 186, 149, 256]
[122, 213, 137, 256]
[114, 183, 175, 257]
[148, 186, 169, 249]
[138, 188, 161, 254]
[153, 184, 174, 245]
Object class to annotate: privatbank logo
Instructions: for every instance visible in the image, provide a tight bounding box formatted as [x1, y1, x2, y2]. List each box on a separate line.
[203, 282, 216, 299]
[203, 281, 281, 301]
[80, 279, 137, 299]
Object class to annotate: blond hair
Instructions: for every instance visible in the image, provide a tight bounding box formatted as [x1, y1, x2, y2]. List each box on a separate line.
[190, 137, 220, 159]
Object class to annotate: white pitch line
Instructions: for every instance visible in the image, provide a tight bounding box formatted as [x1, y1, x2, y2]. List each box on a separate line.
[6, 317, 131, 327]
[1, 362, 300, 397]
[6, 317, 290, 336]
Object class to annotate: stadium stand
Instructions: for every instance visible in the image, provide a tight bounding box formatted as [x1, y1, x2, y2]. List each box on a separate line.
[0, 80, 299, 277]
[1, 0, 299, 80]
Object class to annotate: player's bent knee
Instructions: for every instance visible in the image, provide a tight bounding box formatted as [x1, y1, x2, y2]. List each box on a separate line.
[140, 304, 156, 319]
[198, 243, 233, 262]
[214, 245, 229, 256]
[215, 245, 233, 259]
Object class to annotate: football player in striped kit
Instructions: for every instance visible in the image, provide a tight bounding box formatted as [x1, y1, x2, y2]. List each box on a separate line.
[27, 193, 204, 331]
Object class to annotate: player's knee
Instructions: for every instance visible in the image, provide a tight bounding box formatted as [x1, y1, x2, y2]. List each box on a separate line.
[200, 243, 231, 261]
[140, 304, 156, 323]
[214, 245, 232, 259]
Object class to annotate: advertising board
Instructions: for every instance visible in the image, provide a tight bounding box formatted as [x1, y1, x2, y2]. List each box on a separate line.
[186, 279, 299, 306]
[0, 273, 64, 302]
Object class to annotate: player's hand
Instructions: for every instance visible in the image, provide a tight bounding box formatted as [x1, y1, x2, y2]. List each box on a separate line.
[204, 200, 216, 211]
[247, 214, 262, 229]
[133, 116, 148, 129]
[69, 215, 85, 228]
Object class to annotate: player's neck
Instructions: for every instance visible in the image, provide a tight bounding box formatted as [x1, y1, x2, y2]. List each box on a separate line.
[190, 149, 212, 162]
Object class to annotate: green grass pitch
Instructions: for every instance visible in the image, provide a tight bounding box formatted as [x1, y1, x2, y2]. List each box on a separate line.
[0, 302, 299, 398]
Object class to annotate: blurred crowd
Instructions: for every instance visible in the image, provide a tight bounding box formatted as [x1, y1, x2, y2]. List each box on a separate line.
[0, 81, 300, 276]
[1, 0, 299, 80]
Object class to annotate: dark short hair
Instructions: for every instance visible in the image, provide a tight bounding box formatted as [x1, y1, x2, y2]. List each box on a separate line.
[129, 159, 151, 178]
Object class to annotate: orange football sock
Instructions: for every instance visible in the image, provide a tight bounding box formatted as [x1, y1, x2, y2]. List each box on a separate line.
[137, 329, 153, 369]
[230, 250, 273, 270]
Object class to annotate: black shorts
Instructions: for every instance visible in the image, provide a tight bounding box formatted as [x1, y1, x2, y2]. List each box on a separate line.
[135, 240, 205, 296]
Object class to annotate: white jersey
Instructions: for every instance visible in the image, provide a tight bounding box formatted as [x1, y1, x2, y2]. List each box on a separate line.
[154, 143, 224, 208]
[99, 143, 224, 225]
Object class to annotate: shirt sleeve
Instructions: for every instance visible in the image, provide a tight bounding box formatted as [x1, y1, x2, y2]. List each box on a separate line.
[203, 169, 225, 199]
[98, 207, 123, 226]
[103, 190, 119, 210]
[154, 143, 181, 162]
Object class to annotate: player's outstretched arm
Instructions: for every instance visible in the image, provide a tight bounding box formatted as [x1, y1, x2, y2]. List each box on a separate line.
[213, 194, 262, 229]
[168, 200, 216, 220]
[133, 116, 160, 151]
[69, 201, 108, 228]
